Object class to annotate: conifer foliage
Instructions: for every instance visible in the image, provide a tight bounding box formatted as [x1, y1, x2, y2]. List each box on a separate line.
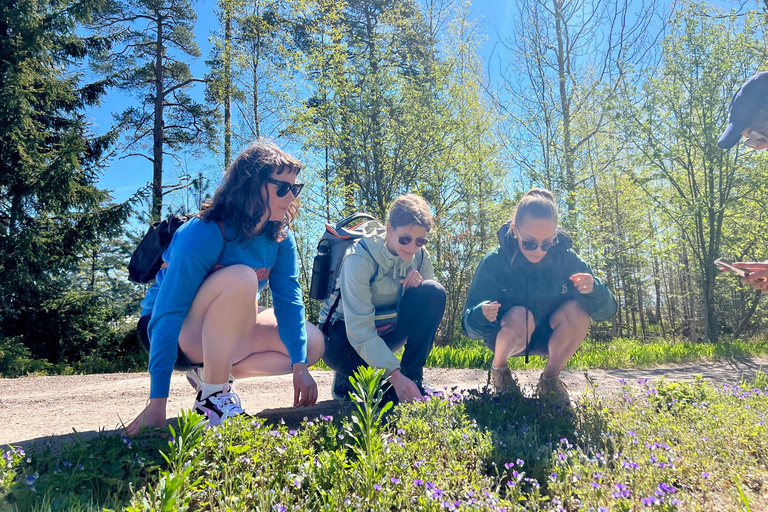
[0, 0, 133, 364]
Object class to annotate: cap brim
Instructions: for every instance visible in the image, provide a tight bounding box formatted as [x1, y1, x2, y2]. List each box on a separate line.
[718, 122, 743, 149]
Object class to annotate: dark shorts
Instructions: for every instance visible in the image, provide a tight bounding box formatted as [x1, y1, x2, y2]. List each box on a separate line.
[483, 314, 554, 357]
[137, 315, 201, 371]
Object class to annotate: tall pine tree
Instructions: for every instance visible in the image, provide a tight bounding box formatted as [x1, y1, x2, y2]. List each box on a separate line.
[0, 0, 133, 362]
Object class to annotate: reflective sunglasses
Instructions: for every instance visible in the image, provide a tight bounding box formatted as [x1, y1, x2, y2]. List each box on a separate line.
[745, 129, 768, 149]
[398, 235, 429, 247]
[267, 177, 304, 198]
[515, 230, 558, 251]
[520, 239, 558, 251]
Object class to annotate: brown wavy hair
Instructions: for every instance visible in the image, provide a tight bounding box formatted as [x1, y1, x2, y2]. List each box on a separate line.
[199, 140, 301, 242]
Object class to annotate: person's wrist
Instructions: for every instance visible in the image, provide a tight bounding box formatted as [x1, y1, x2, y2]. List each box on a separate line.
[389, 368, 403, 384]
[292, 362, 309, 373]
[149, 397, 168, 405]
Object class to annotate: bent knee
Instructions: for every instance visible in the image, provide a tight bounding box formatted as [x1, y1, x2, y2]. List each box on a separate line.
[418, 280, 447, 303]
[209, 264, 260, 293]
[553, 301, 591, 329]
[306, 321, 325, 365]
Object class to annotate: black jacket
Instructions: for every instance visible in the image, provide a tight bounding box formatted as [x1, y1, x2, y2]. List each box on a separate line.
[462, 222, 617, 340]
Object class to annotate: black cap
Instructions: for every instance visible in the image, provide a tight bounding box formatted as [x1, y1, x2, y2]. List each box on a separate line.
[719, 71, 768, 149]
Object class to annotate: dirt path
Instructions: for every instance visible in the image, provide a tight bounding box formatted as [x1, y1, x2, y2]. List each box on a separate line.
[2, 357, 767, 448]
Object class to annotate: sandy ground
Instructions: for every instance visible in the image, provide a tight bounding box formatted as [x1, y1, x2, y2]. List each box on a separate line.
[2, 357, 768, 449]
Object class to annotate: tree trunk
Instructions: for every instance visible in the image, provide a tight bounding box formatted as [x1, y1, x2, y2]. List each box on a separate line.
[251, 1, 261, 139]
[553, 0, 575, 217]
[653, 256, 666, 337]
[224, 8, 232, 168]
[734, 291, 761, 338]
[152, 10, 165, 223]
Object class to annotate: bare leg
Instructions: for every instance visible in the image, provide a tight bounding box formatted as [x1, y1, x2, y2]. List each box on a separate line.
[491, 306, 535, 368]
[179, 265, 259, 385]
[228, 308, 325, 379]
[542, 300, 590, 379]
[178, 265, 325, 384]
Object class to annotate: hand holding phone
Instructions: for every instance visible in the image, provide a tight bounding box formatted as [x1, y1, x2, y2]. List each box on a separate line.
[735, 261, 768, 293]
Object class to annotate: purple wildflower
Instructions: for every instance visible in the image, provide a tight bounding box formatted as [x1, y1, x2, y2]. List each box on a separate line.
[374, 484, 382, 491]
[391, 477, 401, 484]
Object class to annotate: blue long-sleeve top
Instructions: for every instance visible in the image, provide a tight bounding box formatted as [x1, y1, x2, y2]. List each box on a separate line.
[140, 217, 308, 399]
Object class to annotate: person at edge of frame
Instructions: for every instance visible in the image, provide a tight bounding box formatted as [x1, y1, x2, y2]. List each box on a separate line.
[717, 71, 768, 292]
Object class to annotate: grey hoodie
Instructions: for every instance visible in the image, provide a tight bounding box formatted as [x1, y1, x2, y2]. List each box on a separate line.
[319, 220, 434, 374]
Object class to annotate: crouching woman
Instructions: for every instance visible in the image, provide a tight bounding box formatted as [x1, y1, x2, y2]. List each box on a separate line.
[321, 194, 446, 404]
[463, 188, 617, 406]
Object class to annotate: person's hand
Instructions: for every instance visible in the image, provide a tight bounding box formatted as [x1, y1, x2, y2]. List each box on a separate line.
[389, 369, 422, 403]
[481, 301, 501, 322]
[570, 273, 594, 294]
[292, 363, 318, 407]
[124, 398, 167, 438]
[734, 262, 768, 293]
[401, 268, 424, 289]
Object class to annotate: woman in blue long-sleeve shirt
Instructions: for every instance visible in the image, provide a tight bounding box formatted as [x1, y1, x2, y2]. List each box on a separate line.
[125, 141, 324, 436]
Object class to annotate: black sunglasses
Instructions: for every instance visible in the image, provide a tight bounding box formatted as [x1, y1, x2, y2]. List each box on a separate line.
[520, 239, 558, 251]
[398, 235, 429, 247]
[267, 177, 304, 198]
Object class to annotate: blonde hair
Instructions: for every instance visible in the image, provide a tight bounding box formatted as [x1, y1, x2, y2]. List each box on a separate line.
[513, 188, 558, 226]
[388, 194, 434, 231]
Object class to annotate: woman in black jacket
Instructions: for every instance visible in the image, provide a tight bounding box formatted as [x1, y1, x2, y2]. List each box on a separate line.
[462, 189, 617, 406]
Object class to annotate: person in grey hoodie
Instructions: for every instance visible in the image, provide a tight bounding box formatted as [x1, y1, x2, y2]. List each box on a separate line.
[321, 194, 446, 403]
[463, 188, 617, 407]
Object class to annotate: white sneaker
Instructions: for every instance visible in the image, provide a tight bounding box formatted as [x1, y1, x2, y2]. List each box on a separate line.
[193, 386, 250, 426]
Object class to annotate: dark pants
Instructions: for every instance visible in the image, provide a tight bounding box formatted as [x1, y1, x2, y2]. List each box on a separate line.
[323, 280, 446, 383]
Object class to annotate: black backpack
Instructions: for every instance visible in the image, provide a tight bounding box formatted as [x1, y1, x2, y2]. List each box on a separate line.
[308, 213, 378, 300]
[128, 214, 225, 284]
[308, 212, 423, 336]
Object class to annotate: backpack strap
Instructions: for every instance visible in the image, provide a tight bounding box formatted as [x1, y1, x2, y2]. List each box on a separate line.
[160, 219, 228, 271]
[322, 238, 376, 337]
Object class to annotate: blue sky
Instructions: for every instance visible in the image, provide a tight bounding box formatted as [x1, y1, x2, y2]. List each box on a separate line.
[88, 0, 515, 205]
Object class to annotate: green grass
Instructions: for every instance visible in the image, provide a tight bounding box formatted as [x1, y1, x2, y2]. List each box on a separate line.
[314, 336, 768, 373]
[423, 336, 768, 372]
[3, 370, 768, 511]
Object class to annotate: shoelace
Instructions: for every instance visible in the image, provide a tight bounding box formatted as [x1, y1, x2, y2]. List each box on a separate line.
[209, 390, 245, 418]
